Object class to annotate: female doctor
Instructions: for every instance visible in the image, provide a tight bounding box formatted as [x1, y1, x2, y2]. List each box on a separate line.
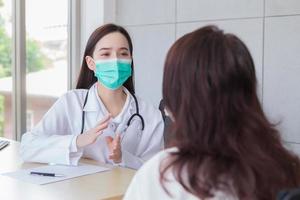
[20, 24, 164, 169]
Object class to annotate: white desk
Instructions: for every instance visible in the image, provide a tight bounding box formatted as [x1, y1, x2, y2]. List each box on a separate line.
[0, 138, 135, 200]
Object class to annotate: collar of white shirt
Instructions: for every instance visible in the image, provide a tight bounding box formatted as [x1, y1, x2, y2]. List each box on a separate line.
[83, 83, 135, 124]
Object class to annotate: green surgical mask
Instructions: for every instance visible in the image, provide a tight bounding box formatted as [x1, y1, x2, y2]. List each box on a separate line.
[94, 58, 132, 90]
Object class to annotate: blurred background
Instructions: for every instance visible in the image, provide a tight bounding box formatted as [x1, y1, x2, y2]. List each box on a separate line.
[0, 0, 299, 156]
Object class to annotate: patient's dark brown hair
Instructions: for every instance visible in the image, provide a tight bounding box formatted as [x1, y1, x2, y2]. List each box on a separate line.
[161, 25, 300, 199]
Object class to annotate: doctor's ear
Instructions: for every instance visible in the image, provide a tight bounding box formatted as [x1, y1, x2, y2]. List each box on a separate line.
[85, 56, 96, 71]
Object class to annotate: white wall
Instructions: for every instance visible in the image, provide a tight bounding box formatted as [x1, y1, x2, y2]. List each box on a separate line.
[112, 0, 300, 155]
[116, 0, 176, 107]
[80, 0, 116, 60]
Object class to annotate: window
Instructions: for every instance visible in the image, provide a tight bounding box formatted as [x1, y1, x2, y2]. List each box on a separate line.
[0, 0, 80, 140]
[26, 110, 34, 131]
[25, 0, 68, 129]
[0, 0, 13, 139]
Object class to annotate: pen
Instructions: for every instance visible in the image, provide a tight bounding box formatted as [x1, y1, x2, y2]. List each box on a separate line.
[0, 140, 10, 150]
[30, 171, 65, 177]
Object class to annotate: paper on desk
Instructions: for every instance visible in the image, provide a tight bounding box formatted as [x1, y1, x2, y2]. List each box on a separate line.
[1, 163, 110, 185]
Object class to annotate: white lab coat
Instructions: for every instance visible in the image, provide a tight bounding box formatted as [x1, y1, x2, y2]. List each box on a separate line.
[20, 83, 164, 169]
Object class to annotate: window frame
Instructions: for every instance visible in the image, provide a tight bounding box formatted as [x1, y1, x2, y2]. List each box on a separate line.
[11, 0, 81, 141]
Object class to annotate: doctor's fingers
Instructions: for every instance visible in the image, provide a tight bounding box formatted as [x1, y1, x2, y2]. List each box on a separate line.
[109, 149, 121, 158]
[113, 134, 121, 146]
[105, 136, 114, 148]
[94, 121, 109, 133]
[112, 146, 121, 155]
[109, 154, 117, 160]
[112, 143, 121, 157]
[96, 114, 111, 126]
[109, 154, 120, 161]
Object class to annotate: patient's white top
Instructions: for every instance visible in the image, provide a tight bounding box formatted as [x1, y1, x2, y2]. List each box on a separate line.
[124, 147, 236, 200]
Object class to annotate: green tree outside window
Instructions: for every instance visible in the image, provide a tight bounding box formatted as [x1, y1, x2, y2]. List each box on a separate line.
[0, 0, 51, 136]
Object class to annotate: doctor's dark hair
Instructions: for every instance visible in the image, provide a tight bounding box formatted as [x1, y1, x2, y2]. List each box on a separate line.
[161, 26, 300, 199]
[76, 24, 135, 93]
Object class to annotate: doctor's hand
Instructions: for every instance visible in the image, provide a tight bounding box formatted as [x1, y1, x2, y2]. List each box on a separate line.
[106, 133, 122, 163]
[76, 114, 111, 148]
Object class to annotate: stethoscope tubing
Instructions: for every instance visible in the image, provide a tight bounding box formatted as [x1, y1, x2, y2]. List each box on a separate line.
[80, 89, 145, 134]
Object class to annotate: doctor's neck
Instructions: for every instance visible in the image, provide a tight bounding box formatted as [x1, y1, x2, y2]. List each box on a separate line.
[97, 82, 127, 117]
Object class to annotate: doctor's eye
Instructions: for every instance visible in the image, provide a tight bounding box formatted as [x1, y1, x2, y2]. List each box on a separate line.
[100, 53, 110, 57]
[119, 50, 130, 57]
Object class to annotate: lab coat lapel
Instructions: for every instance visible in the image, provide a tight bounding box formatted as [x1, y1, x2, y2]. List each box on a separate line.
[82, 84, 105, 131]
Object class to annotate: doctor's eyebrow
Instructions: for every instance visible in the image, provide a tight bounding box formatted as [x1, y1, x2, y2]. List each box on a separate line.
[99, 47, 112, 51]
[98, 47, 129, 51]
[119, 47, 129, 51]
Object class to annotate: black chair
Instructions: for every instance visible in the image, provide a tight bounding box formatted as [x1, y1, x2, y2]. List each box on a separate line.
[277, 188, 300, 200]
[159, 99, 173, 146]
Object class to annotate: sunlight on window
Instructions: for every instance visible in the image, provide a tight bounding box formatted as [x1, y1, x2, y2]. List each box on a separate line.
[25, 0, 68, 129]
[0, 0, 13, 138]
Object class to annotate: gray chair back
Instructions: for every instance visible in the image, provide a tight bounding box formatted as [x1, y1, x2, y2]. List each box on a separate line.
[159, 99, 173, 146]
[277, 188, 300, 200]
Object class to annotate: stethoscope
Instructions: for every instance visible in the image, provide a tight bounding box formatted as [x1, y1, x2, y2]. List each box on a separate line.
[80, 89, 145, 134]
